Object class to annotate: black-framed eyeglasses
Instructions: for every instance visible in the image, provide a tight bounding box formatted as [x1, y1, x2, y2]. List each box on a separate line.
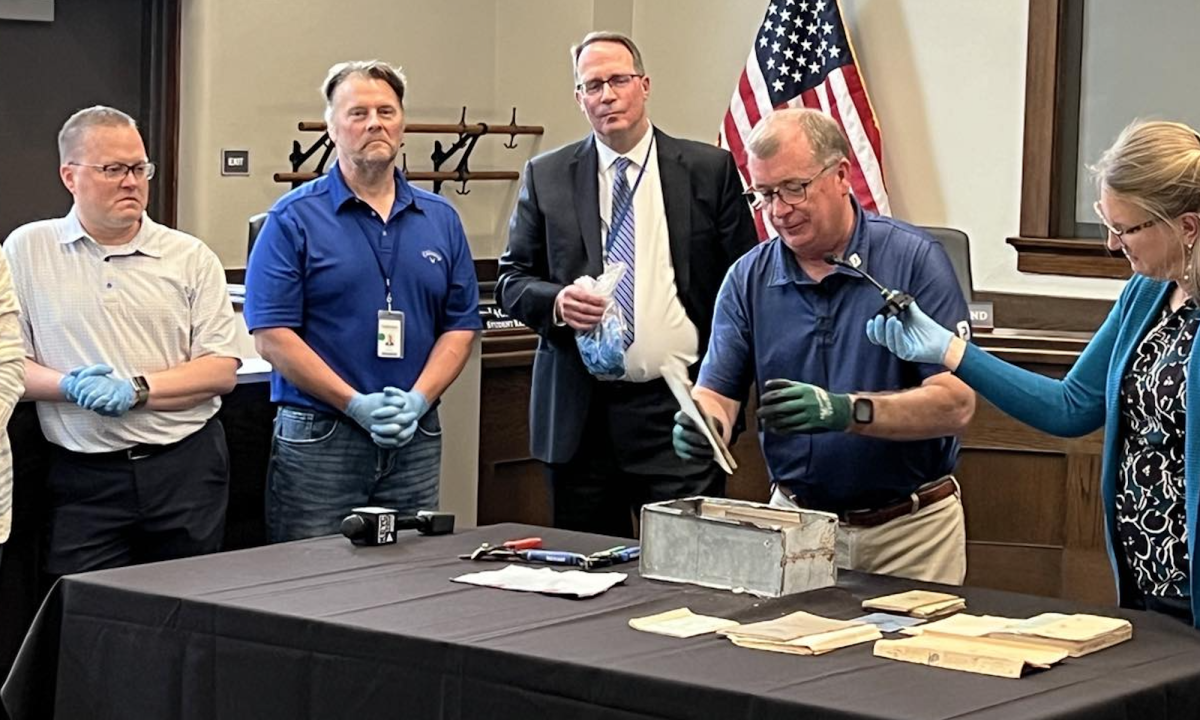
[744, 162, 838, 210]
[69, 161, 157, 181]
[1093, 201, 1156, 240]
[576, 73, 643, 96]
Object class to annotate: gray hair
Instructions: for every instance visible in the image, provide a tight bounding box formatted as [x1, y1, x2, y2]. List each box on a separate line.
[746, 108, 850, 166]
[321, 60, 407, 124]
[58, 106, 137, 164]
[570, 31, 645, 84]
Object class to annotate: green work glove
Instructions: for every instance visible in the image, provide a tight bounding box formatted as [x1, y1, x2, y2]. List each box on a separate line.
[756, 379, 851, 434]
[672, 410, 716, 461]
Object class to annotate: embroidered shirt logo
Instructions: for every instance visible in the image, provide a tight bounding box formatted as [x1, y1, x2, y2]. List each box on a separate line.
[421, 250, 444, 264]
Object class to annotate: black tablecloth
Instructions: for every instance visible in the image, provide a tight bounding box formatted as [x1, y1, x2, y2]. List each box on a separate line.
[4, 523, 1200, 720]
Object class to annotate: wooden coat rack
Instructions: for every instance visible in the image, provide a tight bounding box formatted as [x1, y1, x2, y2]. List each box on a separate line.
[273, 107, 543, 195]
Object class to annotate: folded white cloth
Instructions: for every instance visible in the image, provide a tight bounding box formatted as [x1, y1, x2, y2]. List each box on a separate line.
[452, 564, 627, 598]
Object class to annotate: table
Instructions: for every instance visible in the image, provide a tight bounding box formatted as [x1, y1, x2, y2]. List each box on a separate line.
[4, 523, 1199, 720]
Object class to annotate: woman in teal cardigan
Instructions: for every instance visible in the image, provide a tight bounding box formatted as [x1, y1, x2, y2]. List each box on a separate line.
[867, 120, 1200, 628]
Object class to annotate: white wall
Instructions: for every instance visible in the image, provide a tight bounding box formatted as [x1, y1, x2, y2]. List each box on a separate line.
[179, 0, 1127, 299]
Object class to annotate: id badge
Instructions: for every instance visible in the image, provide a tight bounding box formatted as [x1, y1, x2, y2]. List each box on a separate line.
[377, 310, 404, 359]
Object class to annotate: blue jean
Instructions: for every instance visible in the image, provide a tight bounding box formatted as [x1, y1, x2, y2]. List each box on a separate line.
[265, 405, 442, 543]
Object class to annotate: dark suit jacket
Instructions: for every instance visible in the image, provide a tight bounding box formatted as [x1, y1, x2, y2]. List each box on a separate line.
[497, 128, 758, 464]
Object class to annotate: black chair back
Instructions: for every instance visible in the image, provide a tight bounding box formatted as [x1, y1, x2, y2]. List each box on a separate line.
[246, 213, 268, 263]
[919, 226, 972, 302]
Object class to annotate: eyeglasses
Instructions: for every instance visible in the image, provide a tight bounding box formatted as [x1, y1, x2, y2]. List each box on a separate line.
[1093, 201, 1156, 240]
[69, 161, 157, 181]
[744, 162, 838, 210]
[576, 73, 643, 96]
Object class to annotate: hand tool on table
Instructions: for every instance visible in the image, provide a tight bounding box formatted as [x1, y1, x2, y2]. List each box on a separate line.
[459, 537, 544, 561]
[583, 545, 641, 570]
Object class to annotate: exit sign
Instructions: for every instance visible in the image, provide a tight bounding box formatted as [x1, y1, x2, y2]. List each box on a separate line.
[221, 149, 250, 176]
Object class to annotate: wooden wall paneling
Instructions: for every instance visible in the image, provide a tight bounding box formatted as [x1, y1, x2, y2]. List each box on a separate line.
[957, 449, 1066, 547]
[1018, 0, 1063, 238]
[966, 543, 1063, 598]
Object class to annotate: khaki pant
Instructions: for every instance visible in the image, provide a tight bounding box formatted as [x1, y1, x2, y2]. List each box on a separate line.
[770, 483, 966, 585]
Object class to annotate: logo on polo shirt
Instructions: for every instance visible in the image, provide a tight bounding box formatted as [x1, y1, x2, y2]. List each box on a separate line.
[848, 253, 862, 268]
[421, 250, 443, 264]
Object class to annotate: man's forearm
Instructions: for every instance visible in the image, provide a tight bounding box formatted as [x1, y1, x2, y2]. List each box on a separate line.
[144, 355, 239, 411]
[21, 358, 68, 401]
[412, 330, 478, 404]
[254, 327, 357, 411]
[847, 373, 975, 440]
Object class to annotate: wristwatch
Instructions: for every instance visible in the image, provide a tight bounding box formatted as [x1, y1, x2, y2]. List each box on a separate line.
[852, 397, 874, 425]
[131, 375, 151, 408]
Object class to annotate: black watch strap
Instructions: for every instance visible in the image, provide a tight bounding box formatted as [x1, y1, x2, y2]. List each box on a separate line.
[852, 397, 874, 425]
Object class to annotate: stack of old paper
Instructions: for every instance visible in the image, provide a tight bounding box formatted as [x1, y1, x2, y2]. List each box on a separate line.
[861, 590, 965, 618]
[904, 612, 1132, 658]
[875, 631, 1067, 678]
[874, 612, 1132, 678]
[628, 608, 740, 638]
[717, 611, 882, 655]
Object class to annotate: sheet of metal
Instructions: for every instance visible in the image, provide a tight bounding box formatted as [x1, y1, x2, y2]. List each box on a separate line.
[640, 497, 837, 598]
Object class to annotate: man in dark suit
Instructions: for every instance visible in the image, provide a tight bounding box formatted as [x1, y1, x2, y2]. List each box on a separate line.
[497, 31, 758, 536]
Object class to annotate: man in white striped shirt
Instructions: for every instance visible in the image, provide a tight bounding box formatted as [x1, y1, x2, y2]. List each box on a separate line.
[4, 106, 240, 577]
[0, 252, 25, 568]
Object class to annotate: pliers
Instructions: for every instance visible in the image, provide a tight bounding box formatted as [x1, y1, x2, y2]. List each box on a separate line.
[459, 537, 544, 561]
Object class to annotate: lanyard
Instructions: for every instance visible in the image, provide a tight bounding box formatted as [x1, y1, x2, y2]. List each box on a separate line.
[604, 134, 656, 257]
[348, 206, 403, 312]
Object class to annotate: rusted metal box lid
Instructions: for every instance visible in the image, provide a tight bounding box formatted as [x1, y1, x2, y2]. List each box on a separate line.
[639, 496, 837, 598]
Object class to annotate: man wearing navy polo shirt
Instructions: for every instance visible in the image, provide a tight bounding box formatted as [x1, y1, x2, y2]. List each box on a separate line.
[245, 61, 481, 542]
[675, 109, 974, 584]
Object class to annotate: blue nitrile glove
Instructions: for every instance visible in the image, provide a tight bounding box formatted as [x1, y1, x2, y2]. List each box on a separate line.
[368, 387, 430, 448]
[59, 364, 113, 403]
[73, 374, 136, 417]
[346, 391, 405, 447]
[756, 379, 851, 434]
[672, 410, 715, 461]
[864, 301, 954, 366]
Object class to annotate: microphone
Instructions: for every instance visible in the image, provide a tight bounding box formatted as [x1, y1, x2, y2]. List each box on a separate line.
[341, 508, 456, 546]
[823, 253, 914, 318]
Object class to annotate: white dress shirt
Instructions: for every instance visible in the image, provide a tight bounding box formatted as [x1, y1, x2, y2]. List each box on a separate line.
[595, 125, 699, 382]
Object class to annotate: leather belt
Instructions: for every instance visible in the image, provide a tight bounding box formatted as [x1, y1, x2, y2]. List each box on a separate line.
[57, 419, 215, 463]
[839, 477, 958, 528]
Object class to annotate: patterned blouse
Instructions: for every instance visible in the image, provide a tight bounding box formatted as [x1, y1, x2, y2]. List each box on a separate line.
[1116, 297, 1198, 599]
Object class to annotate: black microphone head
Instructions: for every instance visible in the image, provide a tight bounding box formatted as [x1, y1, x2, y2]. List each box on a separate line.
[340, 513, 366, 541]
[823, 253, 839, 265]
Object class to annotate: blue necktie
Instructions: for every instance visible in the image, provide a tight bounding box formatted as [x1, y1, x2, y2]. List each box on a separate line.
[609, 156, 636, 348]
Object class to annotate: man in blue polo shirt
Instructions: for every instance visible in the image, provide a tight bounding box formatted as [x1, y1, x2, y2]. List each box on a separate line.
[245, 60, 481, 542]
[674, 109, 974, 584]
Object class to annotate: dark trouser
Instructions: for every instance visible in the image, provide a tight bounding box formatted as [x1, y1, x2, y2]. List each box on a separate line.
[546, 378, 726, 538]
[45, 418, 229, 576]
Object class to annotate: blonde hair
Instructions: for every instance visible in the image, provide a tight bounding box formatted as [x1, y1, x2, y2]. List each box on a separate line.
[1092, 119, 1200, 293]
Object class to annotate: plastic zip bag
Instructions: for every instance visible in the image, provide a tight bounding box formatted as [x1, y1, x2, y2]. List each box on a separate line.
[574, 261, 629, 379]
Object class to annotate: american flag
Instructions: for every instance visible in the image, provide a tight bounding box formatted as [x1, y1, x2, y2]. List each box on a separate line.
[720, 0, 890, 240]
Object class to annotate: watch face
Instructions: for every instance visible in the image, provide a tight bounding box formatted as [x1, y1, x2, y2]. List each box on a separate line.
[853, 398, 873, 424]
